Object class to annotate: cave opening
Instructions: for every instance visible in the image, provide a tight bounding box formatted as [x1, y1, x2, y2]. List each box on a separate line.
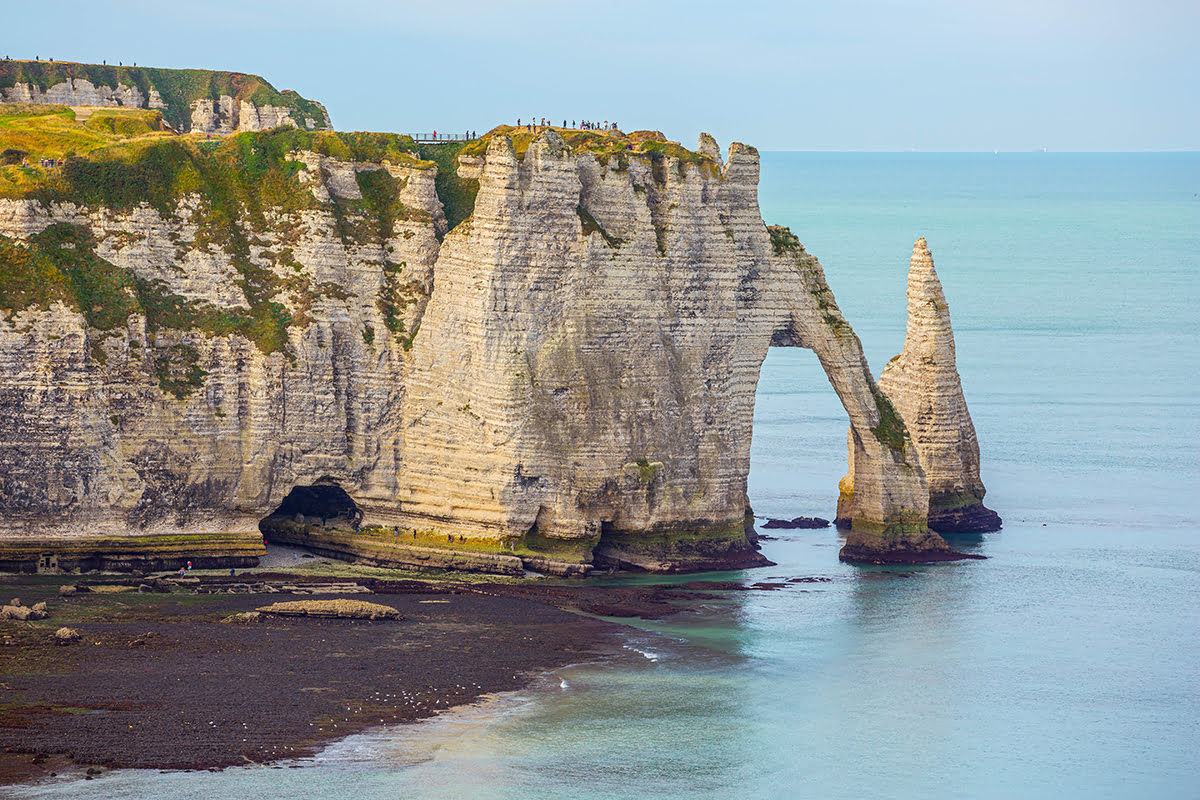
[592, 520, 641, 572]
[258, 483, 362, 552]
[271, 484, 359, 522]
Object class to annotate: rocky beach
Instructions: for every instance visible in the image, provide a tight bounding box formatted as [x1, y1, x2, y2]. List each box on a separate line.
[0, 561, 759, 786]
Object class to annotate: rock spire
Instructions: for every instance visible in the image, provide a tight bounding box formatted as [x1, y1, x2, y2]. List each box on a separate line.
[874, 238, 1001, 533]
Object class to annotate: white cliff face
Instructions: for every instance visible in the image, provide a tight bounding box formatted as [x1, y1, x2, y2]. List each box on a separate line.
[0, 129, 962, 570]
[0, 64, 331, 133]
[188, 97, 323, 135]
[0, 153, 442, 547]
[874, 239, 1001, 533]
[2, 79, 149, 108]
[396, 131, 943, 568]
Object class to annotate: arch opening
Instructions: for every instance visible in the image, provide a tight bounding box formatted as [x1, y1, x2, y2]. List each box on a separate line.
[747, 347, 847, 530]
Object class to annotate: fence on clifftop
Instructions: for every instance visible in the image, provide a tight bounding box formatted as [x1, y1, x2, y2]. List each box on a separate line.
[408, 132, 474, 144]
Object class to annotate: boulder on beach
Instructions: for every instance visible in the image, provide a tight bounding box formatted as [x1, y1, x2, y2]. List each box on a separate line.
[256, 599, 403, 620]
[54, 627, 81, 645]
[1, 600, 46, 621]
[1, 605, 30, 620]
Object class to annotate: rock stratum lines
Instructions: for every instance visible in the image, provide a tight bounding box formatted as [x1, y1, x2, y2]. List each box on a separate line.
[0, 93, 998, 572]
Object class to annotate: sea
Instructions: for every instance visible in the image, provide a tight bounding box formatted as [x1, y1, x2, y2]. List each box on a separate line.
[12, 152, 1199, 799]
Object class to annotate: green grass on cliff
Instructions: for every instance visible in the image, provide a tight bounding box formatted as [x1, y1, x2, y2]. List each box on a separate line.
[0, 222, 296, 393]
[870, 390, 910, 454]
[460, 126, 721, 180]
[0, 60, 328, 133]
[0, 117, 451, 374]
[0, 104, 169, 164]
[410, 141, 478, 234]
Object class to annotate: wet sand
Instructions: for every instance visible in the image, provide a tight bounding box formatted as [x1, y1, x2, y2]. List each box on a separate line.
[0, 571, 733, 785]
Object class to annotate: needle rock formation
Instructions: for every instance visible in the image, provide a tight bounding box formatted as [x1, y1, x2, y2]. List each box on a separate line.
[838, 238, 1001, 537]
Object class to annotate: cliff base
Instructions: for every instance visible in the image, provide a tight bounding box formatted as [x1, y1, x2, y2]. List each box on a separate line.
[839, 524, 985, 564]
[928, 492, 1003, 533]
[0, 534, 263, 574]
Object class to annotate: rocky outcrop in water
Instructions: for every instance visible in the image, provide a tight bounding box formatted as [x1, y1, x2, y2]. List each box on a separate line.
[837, 238, 1000, 539]
[879, 239, 1000, 532]
[0, 120, 977, 571]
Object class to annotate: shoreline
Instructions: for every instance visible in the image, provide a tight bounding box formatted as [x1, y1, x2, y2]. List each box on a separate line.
[0, 568, 740, 786]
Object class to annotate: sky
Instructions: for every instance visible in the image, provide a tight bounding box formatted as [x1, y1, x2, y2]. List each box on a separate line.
[4, 0, 1197, 151]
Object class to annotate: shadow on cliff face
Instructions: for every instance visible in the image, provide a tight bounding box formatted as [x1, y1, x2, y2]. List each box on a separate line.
[258, 484, 362, 550]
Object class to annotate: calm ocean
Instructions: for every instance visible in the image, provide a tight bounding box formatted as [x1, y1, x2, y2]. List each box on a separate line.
[14, 152, 1200, 799]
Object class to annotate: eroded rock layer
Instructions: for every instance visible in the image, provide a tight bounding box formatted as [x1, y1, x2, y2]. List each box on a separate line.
[0, 124, 963, 571]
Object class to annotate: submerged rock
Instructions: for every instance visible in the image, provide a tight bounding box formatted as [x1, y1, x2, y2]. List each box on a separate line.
[762, 517, 831, 529]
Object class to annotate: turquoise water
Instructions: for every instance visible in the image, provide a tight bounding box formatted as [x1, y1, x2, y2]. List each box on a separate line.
[14, 153, 1200, 799]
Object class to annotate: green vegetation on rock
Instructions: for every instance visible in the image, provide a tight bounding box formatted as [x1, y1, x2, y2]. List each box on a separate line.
[409, 141, 478, 234]
[0, 222, 303, 394]
[0, 115, 455, 372]
[576, 205, 623, 248]
[0, 60, 328, 133]
[870, 390, 909, 453]
[461, 126, 719, 177]
[768, 224, 801, 255]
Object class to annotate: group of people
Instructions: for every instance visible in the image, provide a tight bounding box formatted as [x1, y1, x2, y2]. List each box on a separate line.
[18, 56, 135, 66]
[30, 158, 65, 168]
[516, 118, 620, 133]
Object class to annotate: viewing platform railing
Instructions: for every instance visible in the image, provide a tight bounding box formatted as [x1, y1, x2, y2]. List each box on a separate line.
[409, 133, 473, 144]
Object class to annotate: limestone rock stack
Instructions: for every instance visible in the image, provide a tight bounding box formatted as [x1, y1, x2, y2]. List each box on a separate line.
[881, 239, 1001, 531]
[852, 238, 1001, 534]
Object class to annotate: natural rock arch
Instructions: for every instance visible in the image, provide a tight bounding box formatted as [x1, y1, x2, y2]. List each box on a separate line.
[0, 125, 994, 573]
[387, 130, 955, 568]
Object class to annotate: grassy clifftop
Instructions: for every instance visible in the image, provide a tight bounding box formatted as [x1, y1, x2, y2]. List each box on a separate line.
[0, 107, 430, 207]
[0, 60, 329, 133]
[463, 126, 720, 176]
[0, 109, 439, 383]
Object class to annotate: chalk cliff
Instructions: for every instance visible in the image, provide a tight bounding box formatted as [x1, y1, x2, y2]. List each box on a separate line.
[0, 117, 981, 572]
[0, 60, 331, 133]
[869, 239, 1001, 533]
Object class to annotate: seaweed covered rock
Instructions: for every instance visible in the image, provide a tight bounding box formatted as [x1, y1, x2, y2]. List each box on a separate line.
[256, 599, 402, 620]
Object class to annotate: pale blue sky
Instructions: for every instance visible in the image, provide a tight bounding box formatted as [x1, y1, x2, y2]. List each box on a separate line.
[5, 0, 1197, 151]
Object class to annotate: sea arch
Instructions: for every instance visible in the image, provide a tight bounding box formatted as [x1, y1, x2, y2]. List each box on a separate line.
[377, 131, 950, 570]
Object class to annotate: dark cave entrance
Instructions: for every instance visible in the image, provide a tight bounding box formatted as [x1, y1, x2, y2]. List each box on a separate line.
[268, 484, 360, 522]
[258, 483, 363, 554]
